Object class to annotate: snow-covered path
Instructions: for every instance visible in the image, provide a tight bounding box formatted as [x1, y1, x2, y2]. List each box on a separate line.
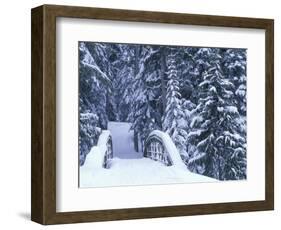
[80, 157, 216, 188]
[108, 121, 142, 159]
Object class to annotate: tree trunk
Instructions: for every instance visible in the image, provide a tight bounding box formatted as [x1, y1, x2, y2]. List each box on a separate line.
[160, 47, 167, 111]
[133, 45, 140, 152]
[134, 131, 139, 152]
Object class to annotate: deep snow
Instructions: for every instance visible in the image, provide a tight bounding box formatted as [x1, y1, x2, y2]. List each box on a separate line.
[80, 130, 111, 172]
[80, 122, 216, 188]
[80, 157, 216, 188]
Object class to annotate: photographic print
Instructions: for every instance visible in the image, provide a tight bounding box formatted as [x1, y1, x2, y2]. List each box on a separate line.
[79, 41, 247, 188]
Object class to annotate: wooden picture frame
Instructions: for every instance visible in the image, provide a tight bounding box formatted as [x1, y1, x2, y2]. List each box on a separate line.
[31, 4, 274, 225]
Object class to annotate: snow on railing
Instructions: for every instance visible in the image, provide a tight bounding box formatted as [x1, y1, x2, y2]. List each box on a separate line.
[81, 130, 113, 171]
[144, 130, 187, 170]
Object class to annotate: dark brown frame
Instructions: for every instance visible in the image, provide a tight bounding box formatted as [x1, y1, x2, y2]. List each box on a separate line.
[31, 4, 274, 225]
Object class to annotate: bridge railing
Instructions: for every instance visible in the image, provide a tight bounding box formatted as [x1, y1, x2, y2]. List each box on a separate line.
[144, 130, 188, 169]
[94, 130, 113, 169]
[144, 131, 173, 166]
[80, 130, 113, 179]
[102, 135, 113, 169]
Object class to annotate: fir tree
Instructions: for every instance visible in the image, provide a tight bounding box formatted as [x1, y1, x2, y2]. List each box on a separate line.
[223, 49, 247, 115]
[78, 42, 112, 165]
[79, 112, 101, 165]
[187, 48, 246, 180]
[162, 50, 188, 157]
[129, 45, 162, 151]
[114, 44, 136, 122]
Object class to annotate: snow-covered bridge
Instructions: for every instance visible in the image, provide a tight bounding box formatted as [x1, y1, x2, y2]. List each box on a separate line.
[80, 122, 215, 187]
